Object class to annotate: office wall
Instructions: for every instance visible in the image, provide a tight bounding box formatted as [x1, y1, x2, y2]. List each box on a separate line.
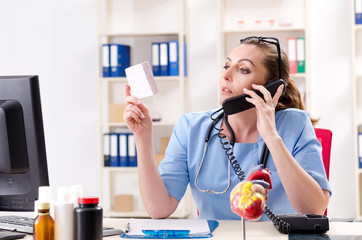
[0, 0, 355, 219]
[308, 1, 354, 219]
[0, 0, 99, 198]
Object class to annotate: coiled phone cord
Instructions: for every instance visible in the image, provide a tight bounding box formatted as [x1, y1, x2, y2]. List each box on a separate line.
[211, 111, 246, 182]
[259, 142, 291, 232]
[210, 110, 291, 232]
[264, 206, 291, 233]
[218, 129, 246, 182]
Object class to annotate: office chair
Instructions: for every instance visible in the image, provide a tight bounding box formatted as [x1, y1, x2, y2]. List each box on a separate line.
[314, 128, 332, 181]
[314, 128, 332, 216]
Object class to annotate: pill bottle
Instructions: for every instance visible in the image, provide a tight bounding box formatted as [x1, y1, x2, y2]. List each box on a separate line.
[34, 186, 52, 217]
[33, 202, 54, 240]
[54, 187, 74, 240]
[74, 197, 103, 240]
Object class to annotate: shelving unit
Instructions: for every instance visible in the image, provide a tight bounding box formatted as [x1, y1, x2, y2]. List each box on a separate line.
[217, 0, 311, 110]
[352, 0, 362, 221]
[96, 0, 191, 218]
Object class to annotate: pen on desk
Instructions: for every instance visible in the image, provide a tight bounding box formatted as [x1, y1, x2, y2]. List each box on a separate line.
[125, 222, 130, 233]
[142, 230, 190, 238]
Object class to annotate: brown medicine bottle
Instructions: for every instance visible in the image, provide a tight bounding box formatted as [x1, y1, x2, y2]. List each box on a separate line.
[33, 202, 54, 240]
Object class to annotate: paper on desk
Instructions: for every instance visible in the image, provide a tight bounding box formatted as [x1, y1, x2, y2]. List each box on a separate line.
[125, 61, 159, 99]
[126, 218, 210, 236]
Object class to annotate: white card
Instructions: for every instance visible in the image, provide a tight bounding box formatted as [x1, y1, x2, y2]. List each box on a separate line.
[125, 61, 158, 99]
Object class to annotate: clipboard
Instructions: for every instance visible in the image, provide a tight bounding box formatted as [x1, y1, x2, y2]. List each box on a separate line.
[121, 219, 219, 239]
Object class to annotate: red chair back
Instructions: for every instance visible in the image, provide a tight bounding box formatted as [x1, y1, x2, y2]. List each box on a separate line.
[314, 128, 332, 216]
[314, 128, 332, 180]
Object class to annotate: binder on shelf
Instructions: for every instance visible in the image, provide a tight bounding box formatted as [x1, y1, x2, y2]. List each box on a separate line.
[184, 42, 187, 77]
[356, 0, 362, 24]
[103, 133, 110, 167]
[128, 134, 137, 167]
[296, 37, 305, 73]
[151, 41, 187, 77]
[151, 43, 160, 76]
[159, 42, 169, 76]
[110, 44, 130, 77]
[102, 44, 111, 77]
[168, 41, 179, 76]
[359, 125, 362, 168]
[119, 133, 128, 167]
[110, 133, 119, 167]
[287, 37, 297, 74]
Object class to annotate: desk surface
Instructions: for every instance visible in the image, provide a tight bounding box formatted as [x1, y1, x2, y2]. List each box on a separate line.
[14, 218, 362, 240]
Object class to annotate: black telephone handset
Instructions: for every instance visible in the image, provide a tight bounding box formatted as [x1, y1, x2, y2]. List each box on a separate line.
[222, 79, 286, 115]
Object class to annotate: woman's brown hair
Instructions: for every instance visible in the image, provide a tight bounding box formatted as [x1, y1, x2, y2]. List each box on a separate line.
[241, 37, 318, 125]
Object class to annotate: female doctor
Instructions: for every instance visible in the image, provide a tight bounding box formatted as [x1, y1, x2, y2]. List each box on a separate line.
[123, 36, 331, 220]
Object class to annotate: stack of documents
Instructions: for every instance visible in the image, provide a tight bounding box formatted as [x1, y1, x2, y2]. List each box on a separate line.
[121, 219, 218, 239]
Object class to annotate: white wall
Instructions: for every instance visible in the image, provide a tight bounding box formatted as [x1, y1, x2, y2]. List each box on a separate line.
[0, 0, 357, 219]
[309, 0, 355, 219]
[0, 0, 99, 198]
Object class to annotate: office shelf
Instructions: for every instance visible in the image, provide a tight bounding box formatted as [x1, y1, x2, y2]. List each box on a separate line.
[100, 32, 181, 38]
[100, 76, 182, 83]
[101, 121, 176, 128]
[97, 0, 191, 218]
[222, 27, 306, 34]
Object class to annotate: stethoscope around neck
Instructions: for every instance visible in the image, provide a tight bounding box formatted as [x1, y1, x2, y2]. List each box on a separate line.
[194, 110, 270, 195]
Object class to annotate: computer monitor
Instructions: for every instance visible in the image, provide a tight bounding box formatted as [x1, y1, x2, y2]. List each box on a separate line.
[0, 75, 49, 211]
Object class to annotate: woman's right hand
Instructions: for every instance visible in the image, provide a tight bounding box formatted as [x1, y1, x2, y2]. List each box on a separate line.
[123, 84, 152, 137]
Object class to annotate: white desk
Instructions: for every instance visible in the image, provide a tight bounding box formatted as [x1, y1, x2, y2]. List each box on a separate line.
[15, 218, 362, 239]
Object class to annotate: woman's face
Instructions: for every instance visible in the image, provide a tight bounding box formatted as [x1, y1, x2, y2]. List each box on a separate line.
[219, 44, 268, 105]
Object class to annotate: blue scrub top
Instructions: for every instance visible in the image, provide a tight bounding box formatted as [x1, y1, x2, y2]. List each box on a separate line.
[158, 108, 331, 221]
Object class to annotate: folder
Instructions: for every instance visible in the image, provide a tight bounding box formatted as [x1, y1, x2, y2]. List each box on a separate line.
[109, 133, 118, 167]
[151, 43, 160, 76]
[103, 133, 110, 166]
[356, 0, 362, 24]
[121, 219, 219, 239]
[110, 44, 130, 77]
[296, 37, 305, 73]
[101, 44, 111, 77]
[159, 42, 169, 76]
[359, 125, 362, 168]
[119, 133, 128, 167]
[127, 134, 137, 167]
[184, 42, 188, 77]
[287, 37, 297, 74]
[168, 41, 179, 76]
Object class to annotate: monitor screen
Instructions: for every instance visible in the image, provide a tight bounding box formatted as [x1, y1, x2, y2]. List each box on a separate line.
[0, 75, 49, 211]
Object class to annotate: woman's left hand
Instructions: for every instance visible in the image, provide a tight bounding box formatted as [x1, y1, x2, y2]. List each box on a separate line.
[244, 84, 284, 143]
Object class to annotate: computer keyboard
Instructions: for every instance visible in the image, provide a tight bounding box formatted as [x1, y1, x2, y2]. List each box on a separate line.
[0, 215, 124, 237]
